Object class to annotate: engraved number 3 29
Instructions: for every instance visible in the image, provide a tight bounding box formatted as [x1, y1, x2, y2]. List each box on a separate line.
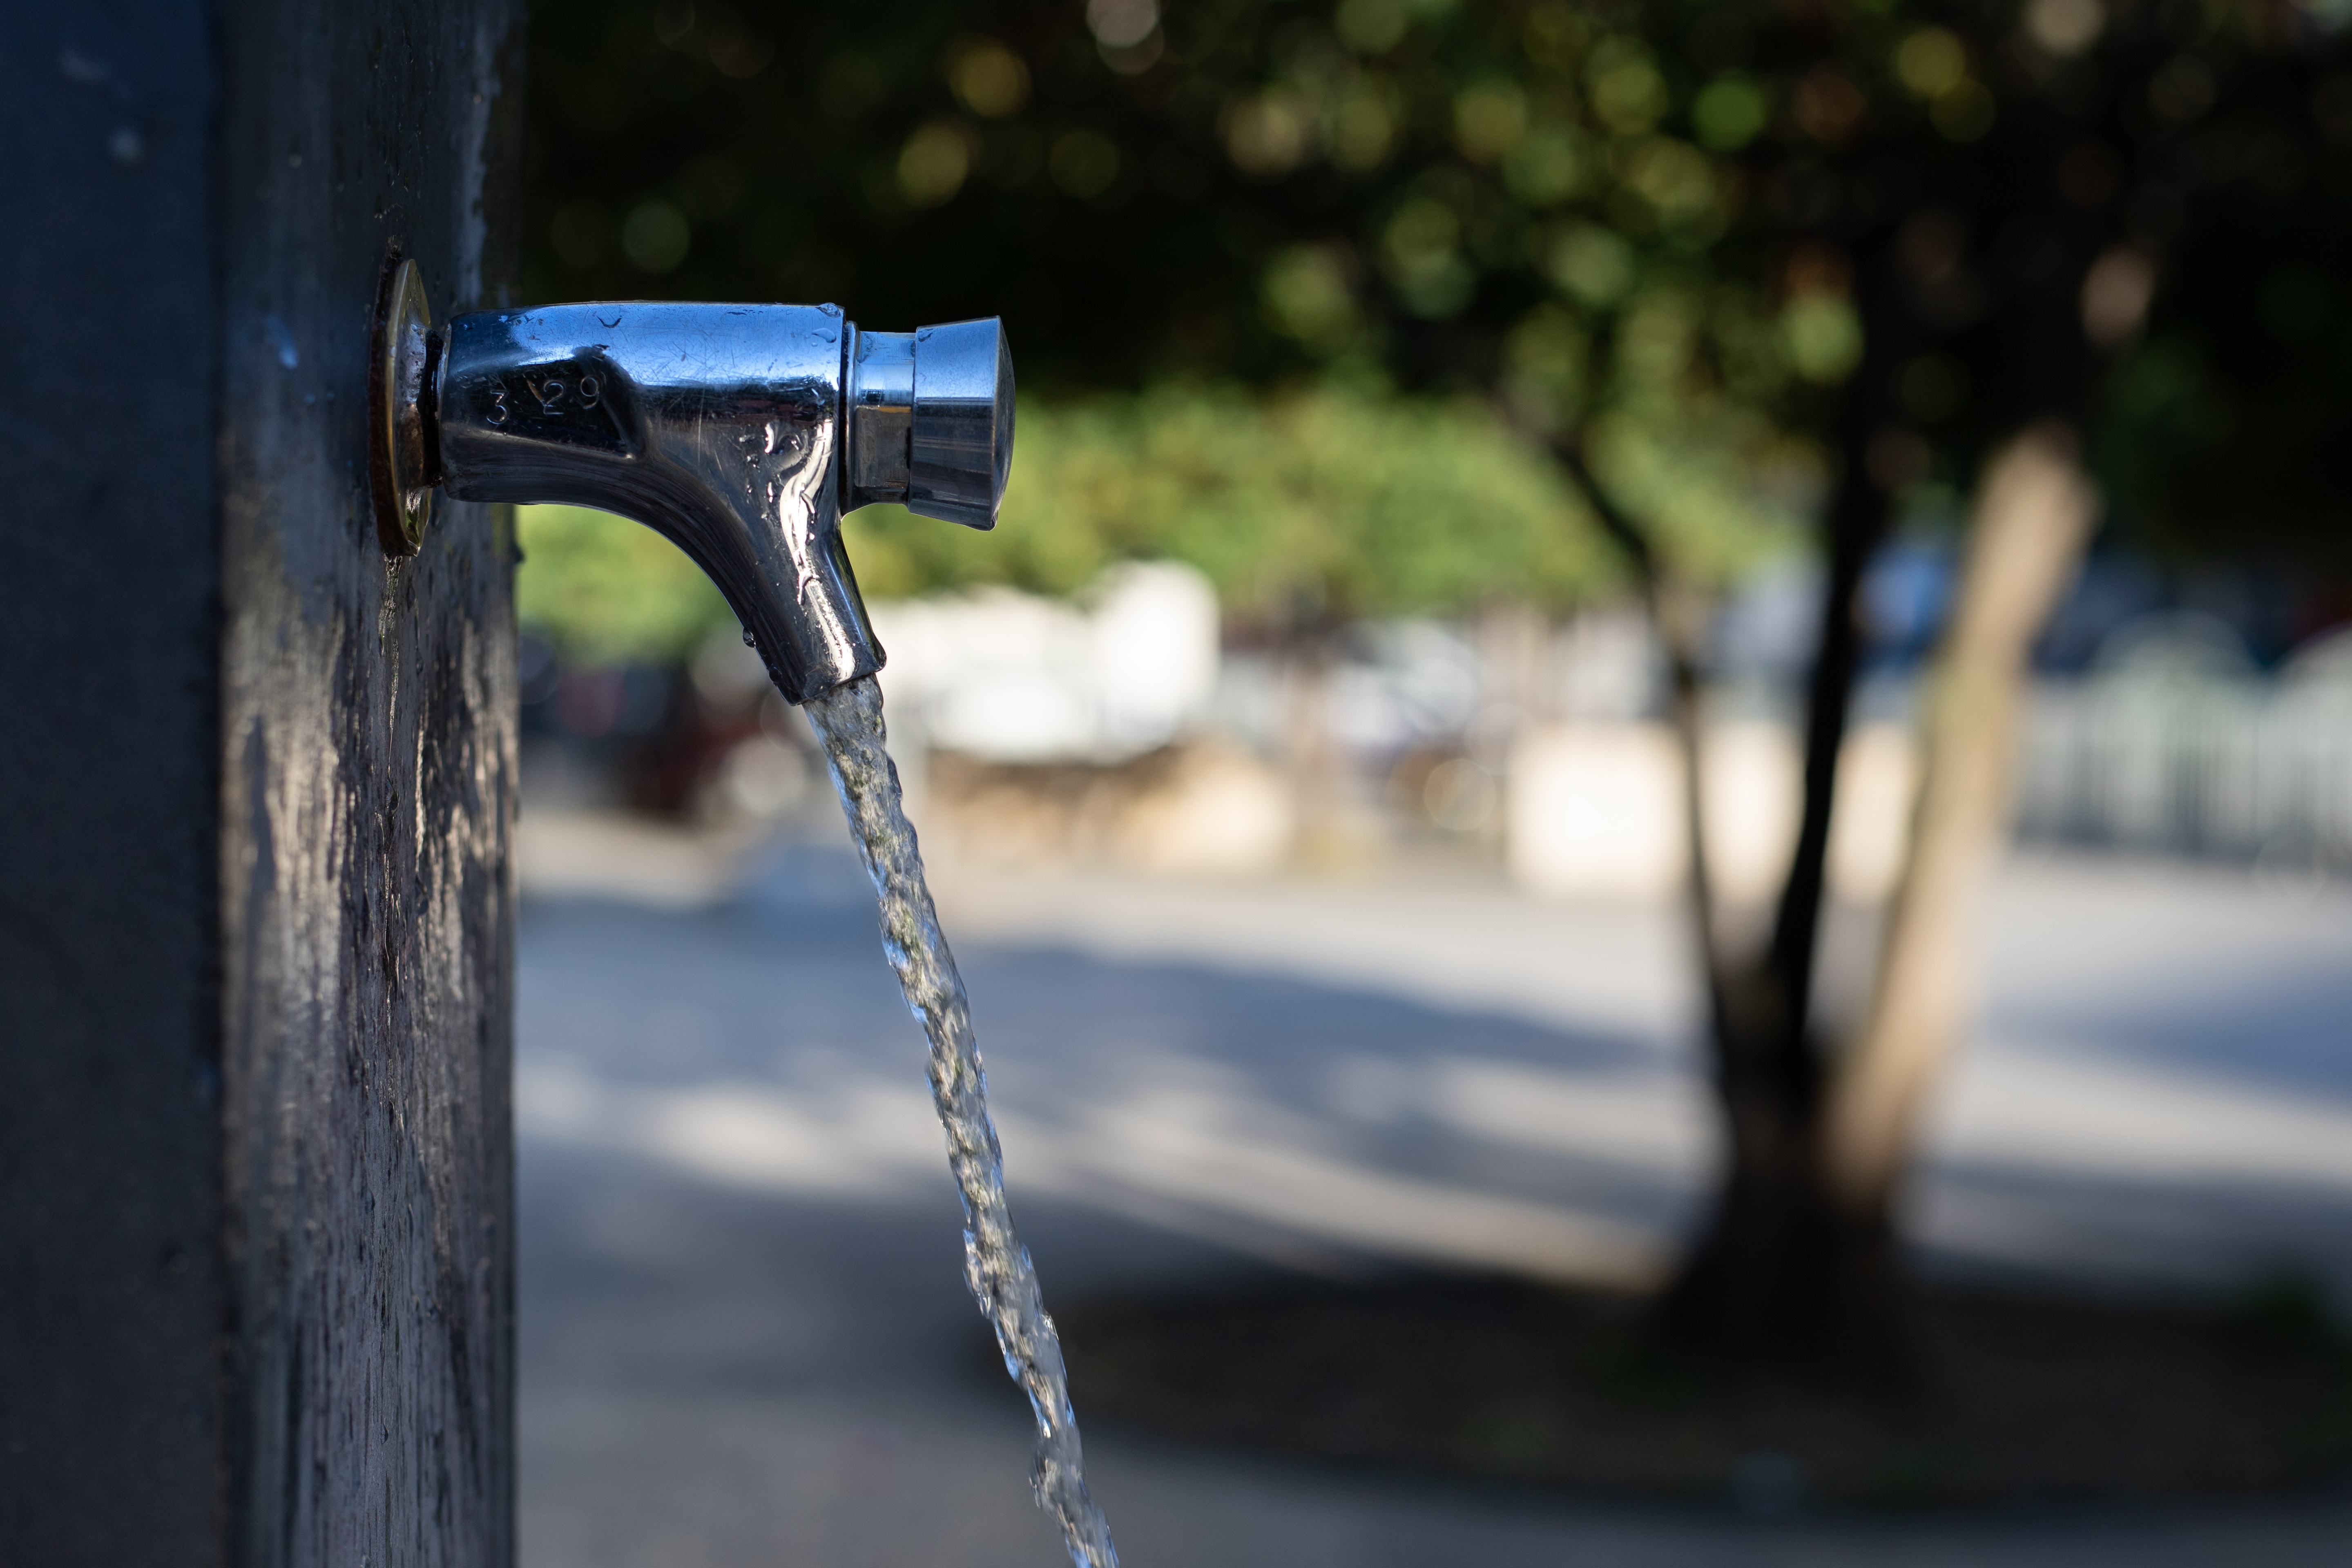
[484, 374, 601, 427]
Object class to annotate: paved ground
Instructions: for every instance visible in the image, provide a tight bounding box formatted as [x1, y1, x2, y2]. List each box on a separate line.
[515, 811, 2352, 1566]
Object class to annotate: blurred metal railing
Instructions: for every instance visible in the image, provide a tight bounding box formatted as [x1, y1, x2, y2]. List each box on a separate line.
[2013, 623, 2352, 871]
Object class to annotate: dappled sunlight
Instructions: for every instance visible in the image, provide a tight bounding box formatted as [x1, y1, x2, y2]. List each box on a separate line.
[522, 1057, 943, 1198]
[518, 1022, 1685, 1287]
[520, 832, 2352, 1303]
[1935, 1048, 2352, 1188]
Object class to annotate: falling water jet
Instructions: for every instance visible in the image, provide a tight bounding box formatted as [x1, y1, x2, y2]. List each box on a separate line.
[396, 282, 1114, 1562]
[807, 675, 1118, 1568]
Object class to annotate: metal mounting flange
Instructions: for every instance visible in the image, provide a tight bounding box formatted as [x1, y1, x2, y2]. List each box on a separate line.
[369, 257, 436, 555]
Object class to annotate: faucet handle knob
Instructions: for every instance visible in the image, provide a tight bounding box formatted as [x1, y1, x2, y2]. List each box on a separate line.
[844, 317, 1014, 531]
[909, 318, 1014, 531]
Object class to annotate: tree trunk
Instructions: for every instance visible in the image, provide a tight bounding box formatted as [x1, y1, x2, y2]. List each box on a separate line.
[1560, 423, 1894, 1367]
[1655, 352, 1905, 1369]
[1825, 425, 2098, 1221]
[1671, 450, 1897, 1352]
[1550, 437, 1729, 1045]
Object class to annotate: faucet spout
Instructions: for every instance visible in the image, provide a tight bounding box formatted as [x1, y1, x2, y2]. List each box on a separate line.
[423, 298, 1011, 703]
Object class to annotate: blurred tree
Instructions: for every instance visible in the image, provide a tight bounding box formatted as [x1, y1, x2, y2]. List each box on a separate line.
[1660, 0, 2352, 1373]
[522, 0, 1811, 581]
[520, 0, 2352, 1372]
[521, 0, 1819, 970]
[851, 383, 1624, 613]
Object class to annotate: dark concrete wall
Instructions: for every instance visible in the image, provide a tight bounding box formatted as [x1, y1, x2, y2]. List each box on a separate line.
[1, 4, 524, 1564]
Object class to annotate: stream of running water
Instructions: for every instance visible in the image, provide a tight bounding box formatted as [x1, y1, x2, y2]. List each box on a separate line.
[803, 674, 1119, 1568]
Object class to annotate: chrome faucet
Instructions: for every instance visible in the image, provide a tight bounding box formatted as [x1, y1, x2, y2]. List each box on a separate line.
[370, 260, 1012, 701]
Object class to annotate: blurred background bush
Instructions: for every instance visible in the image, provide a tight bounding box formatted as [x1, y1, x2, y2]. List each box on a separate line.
[511, 0, 2352, 864]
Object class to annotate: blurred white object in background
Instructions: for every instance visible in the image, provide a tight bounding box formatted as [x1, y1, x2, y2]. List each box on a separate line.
[718, 733, 811, 819]
[1506, 726, 1685, 899]
[1108, 742, 1295, 874]
[1508, 721, 1917, 904]
[1091, 562, 1223, 751]
[1552, 608, 1659, 721]
[1827, 725, 1921, 901]
[1700, 723, 1806, 903]
[2013, 612, 2352, 870]
[870, 561, 1221, 763]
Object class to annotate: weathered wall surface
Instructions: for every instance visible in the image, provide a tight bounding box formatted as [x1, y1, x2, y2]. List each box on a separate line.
[1, 3, 523, 1564]
[216, 2, 525, 1565]
[0, 6, 229, 1561]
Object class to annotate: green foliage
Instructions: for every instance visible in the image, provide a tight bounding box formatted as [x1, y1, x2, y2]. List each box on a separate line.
[852, 384, 1630, 619]
[516, 388, 1674, 654]
[522, 0, 1827, 602]
[515, 504, 728, 661]
[520, 0, 2352, 602]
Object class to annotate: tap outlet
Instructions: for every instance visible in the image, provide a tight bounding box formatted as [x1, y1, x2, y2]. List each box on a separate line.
[373, 275, 1013, 703]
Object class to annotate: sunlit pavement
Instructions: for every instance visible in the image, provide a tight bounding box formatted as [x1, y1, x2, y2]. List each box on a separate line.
[516, 811, 2352, 1566]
